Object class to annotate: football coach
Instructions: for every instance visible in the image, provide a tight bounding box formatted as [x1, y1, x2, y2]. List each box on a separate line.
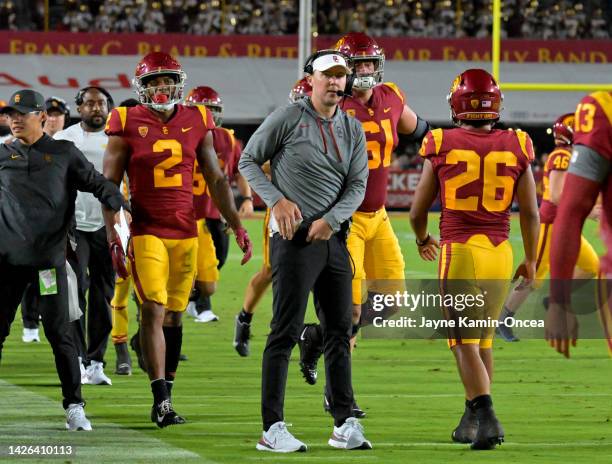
[239, 50, 371, 452]
[0, 90, 128, 431]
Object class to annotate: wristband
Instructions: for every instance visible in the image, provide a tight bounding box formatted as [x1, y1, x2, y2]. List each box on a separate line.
[416, 233, 431, 247]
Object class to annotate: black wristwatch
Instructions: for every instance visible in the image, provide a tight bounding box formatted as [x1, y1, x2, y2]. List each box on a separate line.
[416, 233, 431, 247]
[242, 196, 253, 202]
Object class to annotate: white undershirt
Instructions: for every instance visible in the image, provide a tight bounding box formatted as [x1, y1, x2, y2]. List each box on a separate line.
[54, 123, 108, 232]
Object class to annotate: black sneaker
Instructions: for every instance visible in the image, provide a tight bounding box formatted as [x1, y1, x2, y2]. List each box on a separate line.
[324, 391, 366, 418]
[496, 320, 519, 342]
[233, 315, 251, 357]
[452, 403, 478, 443]
[298, 324, 323, 385]
[129, 330, 147, 372]
[151, 399, 186, 428]
[471, 409, 504, 450]
[179, 353, 188, 361]
[114, 342, 132, 375]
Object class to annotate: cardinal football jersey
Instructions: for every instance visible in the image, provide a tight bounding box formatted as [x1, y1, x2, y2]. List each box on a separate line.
[340, 83, 404, 212]
[574, 91, 612, 273]
[105, 104, 215, 238]
[539, 146, 571, 224]
[420, 127, 534, 245]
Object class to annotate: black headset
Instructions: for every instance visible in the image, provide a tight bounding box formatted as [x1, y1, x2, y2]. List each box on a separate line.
[303, 49, 354, 96]
[75, 86, 115, 109]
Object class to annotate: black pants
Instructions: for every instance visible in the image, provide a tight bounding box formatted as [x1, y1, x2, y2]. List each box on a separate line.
[206, 218, 229, 269]
[20, 283, 40, 329]
[68, 227, 115, 364]
[0, 262, 83, 409]
[262, 232, 354, 430]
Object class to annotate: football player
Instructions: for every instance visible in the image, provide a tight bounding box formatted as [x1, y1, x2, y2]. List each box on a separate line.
[298, 32, 430, 417]
[498, 114, 600, 341]
[103, 52, 252, 428]
[410, 69, 540, 449]
[548, 91, 612, 358]
[232, 77, 312, 357]
[184, 86, 253, 323]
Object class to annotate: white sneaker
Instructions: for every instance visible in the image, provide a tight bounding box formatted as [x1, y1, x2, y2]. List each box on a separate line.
[328, 417, 372, 450]
[22, 328, 40, 343]
[86, 361, 112, 385]
[194, 309, 219, 323]
[256, 421, 307, 453]
[185, 301, 198, 318]
[65, 403, 92, 431]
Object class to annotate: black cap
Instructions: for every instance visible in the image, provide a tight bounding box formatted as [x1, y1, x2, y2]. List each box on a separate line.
[45, 96, 70, 116]
[0, 89, 45, 115]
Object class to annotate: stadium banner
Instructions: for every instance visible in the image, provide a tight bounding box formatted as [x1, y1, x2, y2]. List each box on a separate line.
[1, 32, 611, 63]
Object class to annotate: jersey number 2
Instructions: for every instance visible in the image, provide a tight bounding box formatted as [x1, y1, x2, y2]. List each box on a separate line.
[153, 140, 183, 188]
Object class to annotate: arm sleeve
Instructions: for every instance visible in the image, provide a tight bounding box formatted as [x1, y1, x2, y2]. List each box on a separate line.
[68, 144, 129, 212]
[238, 106, 295, 208]
[323, 122, 368, 231]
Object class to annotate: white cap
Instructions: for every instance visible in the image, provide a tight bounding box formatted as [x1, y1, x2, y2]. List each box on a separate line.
[312, 53, 351, 74]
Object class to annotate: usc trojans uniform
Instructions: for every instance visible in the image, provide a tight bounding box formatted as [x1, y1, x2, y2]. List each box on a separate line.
[420, 127, 534, 348]
[105, 103, 215, 311]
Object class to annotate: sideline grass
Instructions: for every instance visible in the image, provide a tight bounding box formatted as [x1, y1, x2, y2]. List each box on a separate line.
[1, 214, 610, 463]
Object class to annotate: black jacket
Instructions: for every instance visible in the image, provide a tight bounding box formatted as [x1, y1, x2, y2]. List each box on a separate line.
[0, 134, 127, 268]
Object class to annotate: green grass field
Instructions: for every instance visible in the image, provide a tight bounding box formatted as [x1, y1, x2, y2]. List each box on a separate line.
[1, 213, 611, 463]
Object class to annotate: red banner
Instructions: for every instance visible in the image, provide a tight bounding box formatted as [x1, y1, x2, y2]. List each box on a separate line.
[1, 32, 610, 63]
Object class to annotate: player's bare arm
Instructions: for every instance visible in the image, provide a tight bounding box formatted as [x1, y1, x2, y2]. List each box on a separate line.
[198, 131, 241, 229]
[397, 103, 418, 135]
[548, 170, 566, 205]
[515, 167, 540, 280]
[409, 159, 440, 261]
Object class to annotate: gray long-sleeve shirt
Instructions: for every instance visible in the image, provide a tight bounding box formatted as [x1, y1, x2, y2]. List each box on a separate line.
[238, 98, 368, 232]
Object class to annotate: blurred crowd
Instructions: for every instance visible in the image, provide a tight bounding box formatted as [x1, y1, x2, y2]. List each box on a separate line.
[2, 0, 610, 39]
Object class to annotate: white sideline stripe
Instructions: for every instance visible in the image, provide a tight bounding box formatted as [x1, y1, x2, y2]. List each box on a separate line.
[219, 441, 612, 449]
[0, 380, 206, 462]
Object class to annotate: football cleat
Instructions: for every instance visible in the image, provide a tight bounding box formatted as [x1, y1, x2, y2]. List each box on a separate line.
[328, 417, 372, 450]
[129, 330, 147, 373]
[65, 403, 92, 431]
[496, 320, 519, 342]
[179, 353, 188, 361]
[86, 361, 112, 385]
[22, 328, 40, 343]
[115, 342, 132, 375]
[298, 323, 323, 385]
[452, 403, 478, 444]
[256, 421, 307, 453]
[151, 399, 186, 428]
[471, 409, 505, 450]
[194, 309, 219, 323]
[233, 315, 251, 357]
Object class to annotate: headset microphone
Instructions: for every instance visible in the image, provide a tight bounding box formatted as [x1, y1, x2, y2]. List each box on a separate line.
[335, 90, 346, 97]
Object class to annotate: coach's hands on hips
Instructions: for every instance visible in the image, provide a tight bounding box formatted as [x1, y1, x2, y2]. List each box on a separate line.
[234, 227, 253, 265]
[416, 233, 439, 261]
[272, 198, 303, 240]
[545, 302, 578, 358]
[307, 219, 333, 242]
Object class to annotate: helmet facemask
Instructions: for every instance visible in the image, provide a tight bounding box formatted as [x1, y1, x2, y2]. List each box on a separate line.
[349, 55, 385, 91]
[134, 71, 186, 111]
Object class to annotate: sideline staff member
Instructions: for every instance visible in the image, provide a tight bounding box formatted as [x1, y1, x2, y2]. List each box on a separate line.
[239, 51, 371, 452]
[0, 90, 128, 431]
